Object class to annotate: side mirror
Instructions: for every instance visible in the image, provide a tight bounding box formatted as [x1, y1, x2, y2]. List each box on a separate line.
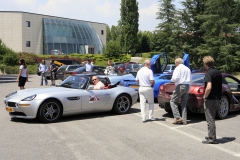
[87, 85, 94, 91]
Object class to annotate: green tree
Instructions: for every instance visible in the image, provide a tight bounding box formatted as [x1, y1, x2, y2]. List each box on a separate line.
[153, 0, 179, 60]
[104, 40, 122, 58]
[137, 31, 152, 53]
[178, 0, 206, 67]
[120, 0, 139, 55]
[197, 0, 240, 72]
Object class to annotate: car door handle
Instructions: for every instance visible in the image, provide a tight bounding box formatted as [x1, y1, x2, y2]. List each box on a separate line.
[67, 97, 80, 100]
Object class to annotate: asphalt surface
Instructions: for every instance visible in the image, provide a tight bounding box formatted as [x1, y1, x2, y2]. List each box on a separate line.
[0, 74, 240, 160]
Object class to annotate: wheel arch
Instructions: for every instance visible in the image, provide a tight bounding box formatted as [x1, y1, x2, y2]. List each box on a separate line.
[37, 98, 64, 116]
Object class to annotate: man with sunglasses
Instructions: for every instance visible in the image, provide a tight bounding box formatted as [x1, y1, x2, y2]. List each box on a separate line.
[92, 76, 104, 90]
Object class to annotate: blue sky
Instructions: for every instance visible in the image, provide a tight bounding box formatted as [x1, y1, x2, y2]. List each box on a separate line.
[0, 0, 181, 31]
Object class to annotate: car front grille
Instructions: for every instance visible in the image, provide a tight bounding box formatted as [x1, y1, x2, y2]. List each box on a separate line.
[7, 102, 17, 107]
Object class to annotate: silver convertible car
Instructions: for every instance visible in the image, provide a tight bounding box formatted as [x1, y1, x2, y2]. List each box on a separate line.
[4, 74, 138, 123]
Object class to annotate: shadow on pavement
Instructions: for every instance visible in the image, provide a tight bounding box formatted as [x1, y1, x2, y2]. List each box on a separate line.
[10, 107, 142, 124]
[217, 137, 236, 144]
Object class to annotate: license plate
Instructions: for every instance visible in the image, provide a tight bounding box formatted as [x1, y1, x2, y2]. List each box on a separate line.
[6, 107, 14, 112]
[130, 85, 139, 89]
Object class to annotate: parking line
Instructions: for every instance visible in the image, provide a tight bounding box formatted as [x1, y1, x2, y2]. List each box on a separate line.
[134, 113, 240, 158]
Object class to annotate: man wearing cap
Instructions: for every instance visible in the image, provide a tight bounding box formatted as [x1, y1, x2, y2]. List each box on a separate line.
[85, 59, 93, 72]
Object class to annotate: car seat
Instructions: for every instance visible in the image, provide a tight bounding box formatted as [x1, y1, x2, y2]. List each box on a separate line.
[103, 77, 111, 89]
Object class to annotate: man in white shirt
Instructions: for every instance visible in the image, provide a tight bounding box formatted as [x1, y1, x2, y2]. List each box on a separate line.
[170, 58, 191, 125]
[86, 59, 93, 72]
[136, 59, 155, 123]
[92, 76, 104, 90]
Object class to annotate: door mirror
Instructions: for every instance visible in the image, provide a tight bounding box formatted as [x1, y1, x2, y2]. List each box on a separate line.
[87, 85, 94, 91]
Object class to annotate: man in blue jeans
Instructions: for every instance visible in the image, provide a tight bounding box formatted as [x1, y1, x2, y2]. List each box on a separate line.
[38, 59, 48, 86]
[202, 56, 222, 144]
[170, 58, 191, 125]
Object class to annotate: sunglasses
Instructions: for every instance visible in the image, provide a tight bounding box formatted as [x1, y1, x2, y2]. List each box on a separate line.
[92, 79, 97, 81]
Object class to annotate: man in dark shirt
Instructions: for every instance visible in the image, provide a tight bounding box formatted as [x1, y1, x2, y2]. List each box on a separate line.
[202, 56, 222, 144]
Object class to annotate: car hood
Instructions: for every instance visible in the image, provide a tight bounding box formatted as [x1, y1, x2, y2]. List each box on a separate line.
[5, 87, 80, 100]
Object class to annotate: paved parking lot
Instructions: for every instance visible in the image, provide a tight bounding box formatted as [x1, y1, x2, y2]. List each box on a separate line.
[0, 75, 240, 160]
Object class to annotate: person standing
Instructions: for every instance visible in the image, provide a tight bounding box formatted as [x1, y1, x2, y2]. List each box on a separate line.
[170, 58, 191, 125]
[136, 59, 155, 123]
[16, 59, 28, 90]
[202, 56, 222, 144]
[38, 59, 48, 86]
[49, 60, 56, 86]
[105, 61, 114, 75]
[85, 59, 93, 72]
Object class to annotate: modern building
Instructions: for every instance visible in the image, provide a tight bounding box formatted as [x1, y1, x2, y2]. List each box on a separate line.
[0, 11, 106, 54]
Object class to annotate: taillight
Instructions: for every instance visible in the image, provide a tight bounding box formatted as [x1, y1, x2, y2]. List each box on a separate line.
[197, 87, 205, 94]
[160, 85, 164, 91]
[72, 72, 77, 75]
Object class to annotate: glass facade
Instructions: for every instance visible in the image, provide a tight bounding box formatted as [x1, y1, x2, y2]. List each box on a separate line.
[43, 18, 104, 54]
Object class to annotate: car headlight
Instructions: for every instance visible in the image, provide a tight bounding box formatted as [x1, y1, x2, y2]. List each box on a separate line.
[5, 91, 17, 98]
[21, 95, 36, 101]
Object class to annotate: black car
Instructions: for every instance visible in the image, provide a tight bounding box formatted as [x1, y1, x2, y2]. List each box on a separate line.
[56, 64, 82, 81]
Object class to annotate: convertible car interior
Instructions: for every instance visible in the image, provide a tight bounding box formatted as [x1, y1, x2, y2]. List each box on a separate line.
[89, 77, 118, 89]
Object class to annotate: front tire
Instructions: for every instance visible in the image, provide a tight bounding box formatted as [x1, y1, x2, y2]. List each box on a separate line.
[216, 95, 229, 119]
[38, 99, 63, 123]
[112, 94, 131, 114]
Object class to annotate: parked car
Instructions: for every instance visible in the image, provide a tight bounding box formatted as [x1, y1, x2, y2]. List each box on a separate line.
[158, 73, 240, 119]
[125, 63, 143, 73]
[56, 64, 82, 81]
[119, 52, 190, 99]
[72, 65, 105, 75]
[119, 74, 172, 99]
[4, 73, 138, 123]
[37, 59, 80, 79]
[163, 64, 176, 74]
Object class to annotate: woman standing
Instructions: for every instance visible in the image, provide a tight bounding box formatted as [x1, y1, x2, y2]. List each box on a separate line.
[38, 59, 48, 86]
[16, 59, 28, 90]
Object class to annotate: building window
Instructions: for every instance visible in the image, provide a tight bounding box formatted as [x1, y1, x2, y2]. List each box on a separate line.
[26, 21, 30, 27]
[101, 30, 104, 35]
[26, 41, 31, 47]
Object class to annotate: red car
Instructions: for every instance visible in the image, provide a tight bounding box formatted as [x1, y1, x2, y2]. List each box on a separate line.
[158, 73, 240, 119]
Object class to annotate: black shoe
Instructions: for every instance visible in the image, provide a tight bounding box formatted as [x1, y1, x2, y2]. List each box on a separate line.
[205, 136, 209, 140]
[202, 140, 218, 144]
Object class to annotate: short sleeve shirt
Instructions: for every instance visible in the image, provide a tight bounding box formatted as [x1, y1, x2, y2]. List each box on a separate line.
[86, 63, 93, 72]
[204, 67, 222, 100]
[136, 67, 154, 86]
[94, 81, 105, 89]
[19, 65, 27, 77]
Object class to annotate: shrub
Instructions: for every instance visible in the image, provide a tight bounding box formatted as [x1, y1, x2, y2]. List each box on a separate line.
[3, 53, 19, 66]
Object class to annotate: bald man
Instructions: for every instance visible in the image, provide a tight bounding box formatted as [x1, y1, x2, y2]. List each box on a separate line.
[170, 58, 191, 125]
[136, 59, 156, 123]
[92, 76, 104, 90]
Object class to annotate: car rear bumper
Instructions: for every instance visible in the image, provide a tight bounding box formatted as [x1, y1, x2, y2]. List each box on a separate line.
[158, 94, 204, 113]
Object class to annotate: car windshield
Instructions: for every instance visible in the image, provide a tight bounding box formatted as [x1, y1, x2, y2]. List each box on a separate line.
[68, 66, 79, 71]
[192, 74, 205, 83]
[59, 76, 89, 89]
[126, 64, 132, 69]
[133, 64, 139, 68]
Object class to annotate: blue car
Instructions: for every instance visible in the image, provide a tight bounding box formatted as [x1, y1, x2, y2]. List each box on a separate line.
[119, 52, 190, 99]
